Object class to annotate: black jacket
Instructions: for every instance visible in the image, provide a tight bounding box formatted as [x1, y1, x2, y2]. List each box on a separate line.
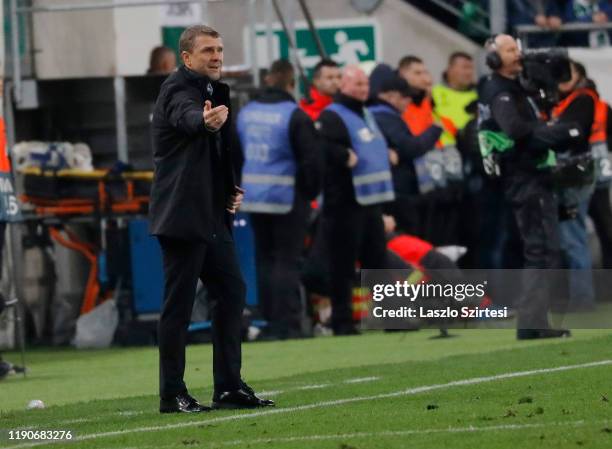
[149, 66, 236, 241]
[369, 99, 441, 196]
[478, 73, 581, 174]
[235, 88, 323, 206]
[554, 91, 595, 155]
[317, 93, 364, 212]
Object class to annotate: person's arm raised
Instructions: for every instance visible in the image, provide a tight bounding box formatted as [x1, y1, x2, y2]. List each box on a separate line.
[166, 90, 228, 136]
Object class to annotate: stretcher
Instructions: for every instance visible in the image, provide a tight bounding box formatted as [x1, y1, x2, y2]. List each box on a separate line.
[20, 167, 152, 216]
[19, 167, 153, 314]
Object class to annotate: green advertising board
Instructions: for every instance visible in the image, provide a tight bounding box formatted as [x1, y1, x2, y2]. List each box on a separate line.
[162, 16, 380, 81]
[249, 19, 380, 79]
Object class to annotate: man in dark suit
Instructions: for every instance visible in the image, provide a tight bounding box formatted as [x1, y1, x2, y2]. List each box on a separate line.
[149, 24, 274, 413]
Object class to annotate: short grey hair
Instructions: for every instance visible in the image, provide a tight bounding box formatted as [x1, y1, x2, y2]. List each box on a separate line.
[179, 25, 221, 53]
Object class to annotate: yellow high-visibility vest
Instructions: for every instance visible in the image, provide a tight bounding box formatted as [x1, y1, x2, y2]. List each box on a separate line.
[432, 84, 477, 146]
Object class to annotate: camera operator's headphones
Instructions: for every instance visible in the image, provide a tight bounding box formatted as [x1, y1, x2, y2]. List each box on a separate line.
[485, 34, 502, 70]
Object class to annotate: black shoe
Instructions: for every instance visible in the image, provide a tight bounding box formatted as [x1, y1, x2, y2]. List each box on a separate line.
[212, 388, 275, 409]
[160, 392, 211, 414]
[239, 380, 255, 396]
[517, 328, 571, 340]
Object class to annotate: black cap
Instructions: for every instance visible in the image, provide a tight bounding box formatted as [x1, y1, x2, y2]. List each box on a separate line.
[369, 63, 413, 99]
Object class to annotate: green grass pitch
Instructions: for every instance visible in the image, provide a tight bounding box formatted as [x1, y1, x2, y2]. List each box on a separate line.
[1, 329, 612, 448]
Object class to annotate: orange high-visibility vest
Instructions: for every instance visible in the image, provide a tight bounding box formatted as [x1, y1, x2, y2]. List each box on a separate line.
[0, 118, 10, 173]
[552, 88, 607, 145]
[403, 97, 433, 136]
[402, 97, 457, 149]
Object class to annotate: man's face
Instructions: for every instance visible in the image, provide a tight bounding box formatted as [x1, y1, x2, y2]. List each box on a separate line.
[181, 35, 223, 80]
[447, 57, 475, 89]
[340, 67, 369, 102]
[496, 35, 522, 77]
[399, 62, 430, 92]
[313, 66, 342, 96]
[160, 52, 177, 74]
[379, 91, 411, 113]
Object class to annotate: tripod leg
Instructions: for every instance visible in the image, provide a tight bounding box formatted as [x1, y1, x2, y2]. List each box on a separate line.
[15, 301, 26, 378]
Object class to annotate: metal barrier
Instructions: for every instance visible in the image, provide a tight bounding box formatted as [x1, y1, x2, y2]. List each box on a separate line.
[515, 22, 612, 49]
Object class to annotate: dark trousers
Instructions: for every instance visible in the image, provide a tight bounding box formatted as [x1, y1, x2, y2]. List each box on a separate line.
[504, 173, 560, 329]
[386, 196, 420, 236]
[157, 232, 246, 399]
[420, 187, 462, 246]
[250, 201, 309, 337]
[325, 205, 387, 332]
[589, 186, 612, 269]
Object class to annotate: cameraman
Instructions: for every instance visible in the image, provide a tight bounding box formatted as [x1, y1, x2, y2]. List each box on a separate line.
[478, 34, 579, 340]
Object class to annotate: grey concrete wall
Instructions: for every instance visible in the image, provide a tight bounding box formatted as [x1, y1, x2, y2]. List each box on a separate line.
[207, 0, 479, 83]
[29, 0, 478, 81]
[32, 0, 117, 79]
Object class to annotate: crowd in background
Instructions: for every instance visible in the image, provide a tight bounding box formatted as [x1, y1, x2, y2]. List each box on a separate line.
[508, 0, 612, 46]
[444, 0, 612, 45]
[233, 44, 612, 339]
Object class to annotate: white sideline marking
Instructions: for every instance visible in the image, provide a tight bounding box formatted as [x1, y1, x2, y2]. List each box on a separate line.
[20, 378, 381, 430]
[103, 420, 602, 449]
[8, 359, 612, 448]
[14, 411, 145, 431]
[256, 390, 283, 396]
[13, 418, 91, 431]
[344, 376, 380, 384]
[296, 384, 329, 390]
[255, 376, 380, 396]
[53, 418, 89, 425]
[215, 420, 596, 447]
[117, 411, 143, 417]
[15, 376, 378, 431]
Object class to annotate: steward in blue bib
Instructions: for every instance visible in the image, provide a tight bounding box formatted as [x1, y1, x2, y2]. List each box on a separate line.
[236, 76, 322, 340]
[238, 99, 298, 213]
[325, 103, 395, 206]
[317, 81, 393, 335]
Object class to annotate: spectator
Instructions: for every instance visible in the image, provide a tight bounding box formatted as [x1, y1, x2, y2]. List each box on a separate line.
[508, 0, 563, 46]
[432, 51, 477, 190]
[300, 59, 341, 120]
[587, 75, 612, 271]
[563, 0, 612, 46]
[368, 63, 441, 235]
[316, 65, 394, 335]
[398, 55, 460, 246]
[237, 59, 322, 339]
[552, 59, 597, 311]
[398, 55, 432, 117]
[146, 46, 177, 75]
[431, 52, 480, 266]
[297, 59, 340, 336]
[432, 52, 477, 133]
